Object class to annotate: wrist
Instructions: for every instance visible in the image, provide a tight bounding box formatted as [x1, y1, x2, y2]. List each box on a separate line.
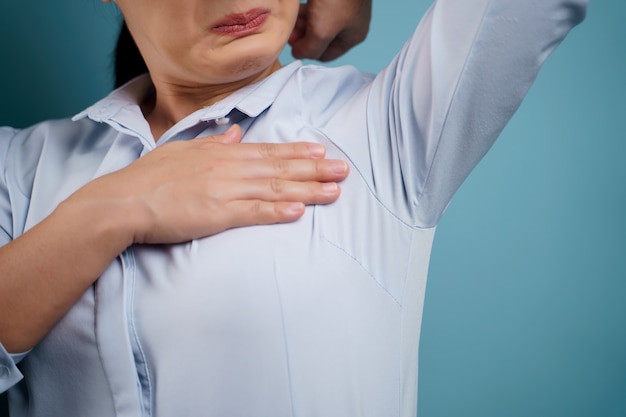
[53, 195, 138, 260]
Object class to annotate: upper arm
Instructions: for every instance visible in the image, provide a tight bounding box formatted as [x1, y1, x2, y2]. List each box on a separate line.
[365, 0, 587, 227]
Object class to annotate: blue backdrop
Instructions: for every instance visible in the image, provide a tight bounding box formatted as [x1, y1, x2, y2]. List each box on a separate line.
[1, 1, 624, 416]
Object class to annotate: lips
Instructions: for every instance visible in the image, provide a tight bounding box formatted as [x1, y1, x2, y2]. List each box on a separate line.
[211, 8, 270, 36]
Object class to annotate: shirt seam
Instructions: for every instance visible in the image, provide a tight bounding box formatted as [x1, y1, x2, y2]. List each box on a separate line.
[308, 122, 424, 231]
[320, 234, 402, 306]
[298, 81, 406, 306]
[414, 0, 494, 220]
[271, 261, 296, 417]
[397, 229, 416, 414]
[0, 129, 16, 189]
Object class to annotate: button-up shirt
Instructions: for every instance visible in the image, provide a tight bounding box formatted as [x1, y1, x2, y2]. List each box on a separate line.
[0, 0, 586, 415]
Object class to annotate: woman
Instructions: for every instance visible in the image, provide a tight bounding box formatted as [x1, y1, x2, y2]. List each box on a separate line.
[0, 0, 586, 416]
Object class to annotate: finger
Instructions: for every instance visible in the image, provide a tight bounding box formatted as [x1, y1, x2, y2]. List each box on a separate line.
[223, 201, 307, 227]
[264, 159, 348, 182]
[291, 33, 332, 60]
[317, 23, 369, 62]
[318, 33, 365, 62]
[198, 124, 243, 145]
[219, 158, 349, 182]
[212, 179, 342, 205]
[196, 141, 328, 160]
[290, 9, 336, 61]
[193, 157, 349, 182]
[318, 39, 350, 62]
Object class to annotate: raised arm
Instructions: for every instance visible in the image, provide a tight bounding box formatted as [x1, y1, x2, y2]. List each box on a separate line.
[364, 0, 587, 226]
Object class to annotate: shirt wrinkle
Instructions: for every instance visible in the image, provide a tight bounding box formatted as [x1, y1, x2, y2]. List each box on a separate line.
[415, 0, 491, 209]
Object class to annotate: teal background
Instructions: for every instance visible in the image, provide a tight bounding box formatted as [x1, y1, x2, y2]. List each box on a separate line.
[1, 1, 624, 416]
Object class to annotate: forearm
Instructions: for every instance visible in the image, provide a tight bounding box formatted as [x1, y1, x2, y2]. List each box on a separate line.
[0, 198, 134, 353]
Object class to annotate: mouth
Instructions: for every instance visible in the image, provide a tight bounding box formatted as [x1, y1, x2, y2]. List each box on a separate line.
[211, 8, 270, 37]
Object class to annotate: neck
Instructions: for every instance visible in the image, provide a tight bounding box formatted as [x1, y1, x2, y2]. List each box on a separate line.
[142, 60, 282, 141]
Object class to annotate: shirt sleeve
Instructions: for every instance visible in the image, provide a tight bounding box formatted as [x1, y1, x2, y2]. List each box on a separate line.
[365, 0, 587, 227]
[0, 126, 28, 393]
[0, 126, 17, 246]
[0, 343, 26, 394]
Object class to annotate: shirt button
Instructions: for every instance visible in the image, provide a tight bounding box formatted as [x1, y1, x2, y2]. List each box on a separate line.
[0, 365, 10, 378]
[215, 117, 230, 126]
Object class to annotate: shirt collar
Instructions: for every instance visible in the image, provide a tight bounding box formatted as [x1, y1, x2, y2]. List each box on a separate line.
[73, 60, 303, 128]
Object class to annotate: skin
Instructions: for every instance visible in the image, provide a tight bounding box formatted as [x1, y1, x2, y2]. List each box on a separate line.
[108, 0, 300, 139]
[1, 0, 369, 353]
[290, 0, 372, 61]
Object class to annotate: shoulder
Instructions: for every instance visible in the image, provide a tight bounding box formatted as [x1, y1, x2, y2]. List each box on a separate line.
[287, 64, 374, 124]
[2, 118, 111, 192]
[0, 127, 19, 193]
[5, 118, 109, 156]
[295, 63, 374, 92]
[0, 126, 19, 162]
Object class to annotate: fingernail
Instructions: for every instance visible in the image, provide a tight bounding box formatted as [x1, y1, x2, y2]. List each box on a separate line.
[308, 144, 325, 158]
[330, 161, 348, 174]
[322, 183, 339, 194]
[287, 202, 305, 215]
[222, 124, 241, 142]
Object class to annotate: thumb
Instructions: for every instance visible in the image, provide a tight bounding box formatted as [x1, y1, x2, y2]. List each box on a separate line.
[201, 124, 243, 144]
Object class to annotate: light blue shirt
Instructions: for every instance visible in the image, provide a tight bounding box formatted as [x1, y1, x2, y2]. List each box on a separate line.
[0, 0, 586, 415]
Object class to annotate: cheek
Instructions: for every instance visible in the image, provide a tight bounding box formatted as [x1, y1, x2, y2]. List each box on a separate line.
[290, 4, 299, 25]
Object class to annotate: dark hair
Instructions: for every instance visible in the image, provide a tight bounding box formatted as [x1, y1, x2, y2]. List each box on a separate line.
[114, 21, 148, 88]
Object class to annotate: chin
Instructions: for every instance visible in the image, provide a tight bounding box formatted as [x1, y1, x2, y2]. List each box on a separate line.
[235, 57, 268, 76]
[223, 44, 282, 79]
[188, 33, 285, 84]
